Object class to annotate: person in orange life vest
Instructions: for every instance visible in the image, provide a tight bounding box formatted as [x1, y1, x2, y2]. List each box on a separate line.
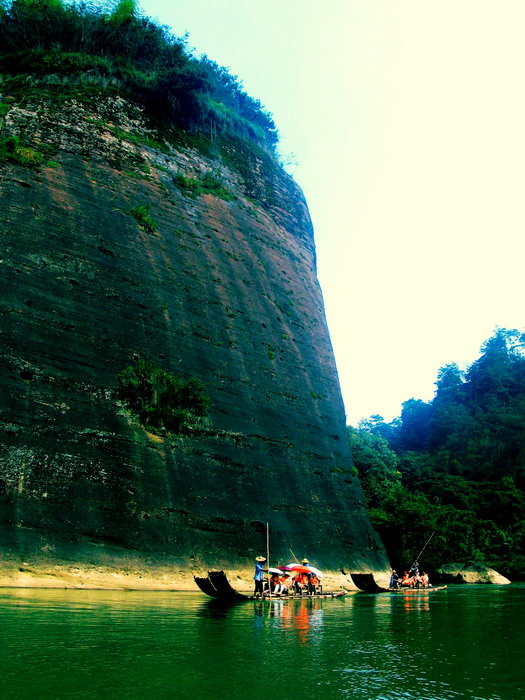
[401, 571, 413, 587]
[298, 558, 311, 594]
[308, 573, 319, 595]
[269, 573, 281, 594]
[294, 573, 308, 594]
[278, 574, 291, 594]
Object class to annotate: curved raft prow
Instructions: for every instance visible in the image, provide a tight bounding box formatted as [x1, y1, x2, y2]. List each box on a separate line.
[194, 571, 249, 600]
[350, 573, 387, 592]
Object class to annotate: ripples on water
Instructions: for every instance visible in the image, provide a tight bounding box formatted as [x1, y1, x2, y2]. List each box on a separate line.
[0, 585, 523, 699]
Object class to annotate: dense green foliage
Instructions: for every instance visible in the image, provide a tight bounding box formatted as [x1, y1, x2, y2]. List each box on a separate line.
[351, 328, 525, 579]
[118, 358, 210, 435]
[0, 0, 278, 150]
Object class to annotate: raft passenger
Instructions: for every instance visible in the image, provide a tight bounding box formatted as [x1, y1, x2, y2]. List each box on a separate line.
[269, 573, 281, 594]
[294, 572, 308, 595]
[308, 573, 319, 595]
[278, 574, 291, 594]
[401, 571, 413, 587]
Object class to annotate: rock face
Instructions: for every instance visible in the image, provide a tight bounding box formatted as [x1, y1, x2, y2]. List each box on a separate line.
[0, 92, 389, 579]
[437, 562, 511, 585]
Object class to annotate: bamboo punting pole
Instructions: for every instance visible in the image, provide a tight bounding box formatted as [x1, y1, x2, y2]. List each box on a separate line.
[410, 530, 436, 571]
[266, 522, 271, 599]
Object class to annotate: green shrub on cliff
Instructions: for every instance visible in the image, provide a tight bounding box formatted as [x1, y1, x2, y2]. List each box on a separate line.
[0, 134, 18, 163]
[0, 133, 43, 166]
[129, 203, 156, 234]
[117, 359, 210, 435]
[174, 172, 235, 201]
[0, 0, 278, 150]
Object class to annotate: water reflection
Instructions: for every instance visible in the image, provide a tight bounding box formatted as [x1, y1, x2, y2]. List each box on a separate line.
[400, 591, 430, 613]
[265, 598, 324, 644]
[0, 587, 523, 699]
[198, 597, 328, 643]
[196, 596, 334, 650]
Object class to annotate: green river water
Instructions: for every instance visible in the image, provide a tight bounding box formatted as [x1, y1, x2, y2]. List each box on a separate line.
[0, 584, 523, 699]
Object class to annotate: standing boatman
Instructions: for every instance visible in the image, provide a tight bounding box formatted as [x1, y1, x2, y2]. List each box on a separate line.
[409, 561, 420, 578]
[253, 556, 266, 597]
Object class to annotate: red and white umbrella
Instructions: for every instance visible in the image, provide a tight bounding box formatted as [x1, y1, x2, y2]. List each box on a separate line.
[285, 563, 324, 578]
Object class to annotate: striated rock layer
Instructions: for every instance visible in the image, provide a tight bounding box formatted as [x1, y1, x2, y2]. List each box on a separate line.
[0, 91, 389, 583]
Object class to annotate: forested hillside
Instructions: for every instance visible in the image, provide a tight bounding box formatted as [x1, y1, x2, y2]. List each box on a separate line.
[350, 328, 525, 579]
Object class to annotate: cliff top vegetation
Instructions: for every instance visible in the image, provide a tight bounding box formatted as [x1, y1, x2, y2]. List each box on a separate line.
[0, 0, 278, 150]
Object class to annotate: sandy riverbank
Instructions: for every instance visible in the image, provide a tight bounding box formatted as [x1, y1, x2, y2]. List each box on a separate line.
[0, 558, 362, 592]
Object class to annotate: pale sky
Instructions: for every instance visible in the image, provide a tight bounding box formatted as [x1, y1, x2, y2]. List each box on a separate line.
[141, 0, 525, 425]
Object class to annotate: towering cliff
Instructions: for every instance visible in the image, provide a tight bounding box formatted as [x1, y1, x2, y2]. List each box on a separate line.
[0, 8, 389, 587]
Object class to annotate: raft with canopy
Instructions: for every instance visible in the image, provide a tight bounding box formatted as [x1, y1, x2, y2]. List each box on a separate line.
[194, 570, 347, 601]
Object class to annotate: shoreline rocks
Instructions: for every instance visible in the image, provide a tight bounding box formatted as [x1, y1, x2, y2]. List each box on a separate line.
[436, 561, 511, 585]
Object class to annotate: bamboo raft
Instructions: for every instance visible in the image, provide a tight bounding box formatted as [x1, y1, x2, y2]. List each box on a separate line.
[350, 573, 447, 593]
[387, 585, 447, 593]
[194, 570, 347, 601]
